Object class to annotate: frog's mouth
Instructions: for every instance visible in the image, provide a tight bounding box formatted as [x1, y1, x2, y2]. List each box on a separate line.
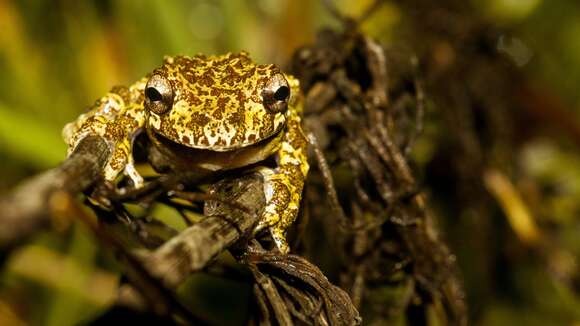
[147, 107, 287, 152]
[148, 130, 283, 172]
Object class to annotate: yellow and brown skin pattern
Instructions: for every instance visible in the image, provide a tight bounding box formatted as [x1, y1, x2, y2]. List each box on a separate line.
[62, 78, 148, 187]
[63, 52, 309, 253]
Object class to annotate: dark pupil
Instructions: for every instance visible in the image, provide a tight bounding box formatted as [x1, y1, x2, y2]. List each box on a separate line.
[146, 87, 163, 102]
[273, 86, 290, 101]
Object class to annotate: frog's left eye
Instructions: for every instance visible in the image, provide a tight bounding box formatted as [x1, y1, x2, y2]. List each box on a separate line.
[144, 74, 174, 115]
[262, 74, 290, 113]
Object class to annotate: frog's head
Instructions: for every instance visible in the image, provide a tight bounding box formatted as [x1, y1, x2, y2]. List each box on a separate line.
[144, 52, 293, 152]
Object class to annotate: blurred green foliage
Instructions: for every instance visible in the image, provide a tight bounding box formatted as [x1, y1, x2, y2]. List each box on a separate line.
[1, 0, 580, 325]
[0, 1, 330, 324]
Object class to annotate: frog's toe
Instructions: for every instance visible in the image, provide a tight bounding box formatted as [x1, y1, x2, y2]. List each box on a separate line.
[270, 225, 290, 254]
[254, 210, 280, 234]
[124, 162, 144, 188]
[254, 204, 290, 253]
[254, 204, 298, 253]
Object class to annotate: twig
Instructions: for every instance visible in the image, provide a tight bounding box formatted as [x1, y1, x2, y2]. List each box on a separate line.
[307, 132, 350, 229]
[140, 173, 265, 289]
[57, 190, 210, 325]
[243, 242, 362, 325]
[0, 136, 110, 250]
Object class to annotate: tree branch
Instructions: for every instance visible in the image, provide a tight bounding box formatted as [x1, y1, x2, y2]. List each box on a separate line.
[0, 136, 110, 250]
[140, 173, 265, 288]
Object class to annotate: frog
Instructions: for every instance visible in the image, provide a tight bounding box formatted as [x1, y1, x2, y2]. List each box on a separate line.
[62, 52, 309, 254]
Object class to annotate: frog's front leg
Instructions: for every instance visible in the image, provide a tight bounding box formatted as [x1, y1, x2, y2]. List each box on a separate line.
[255, 115, 309, 253]
[63, 83, 146, 189]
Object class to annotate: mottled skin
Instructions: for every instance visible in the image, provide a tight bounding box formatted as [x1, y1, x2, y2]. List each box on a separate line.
[63, 52, 309, 253]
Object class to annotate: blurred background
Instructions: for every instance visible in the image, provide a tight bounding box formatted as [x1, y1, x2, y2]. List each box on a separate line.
[1, 0, 580, 325]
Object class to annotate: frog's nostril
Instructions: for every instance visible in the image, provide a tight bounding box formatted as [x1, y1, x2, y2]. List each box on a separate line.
[274, 86, 290, 102]
[146, 87, 163, 102]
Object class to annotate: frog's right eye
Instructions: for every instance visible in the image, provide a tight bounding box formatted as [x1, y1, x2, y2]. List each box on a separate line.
[261, 73, 290, 113]
[145, 74, 174, 115]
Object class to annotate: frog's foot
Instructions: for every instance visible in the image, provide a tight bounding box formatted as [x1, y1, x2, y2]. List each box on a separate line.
[122, 159, 144, 188]
[103, 142, 144, 190]
[254, 168, 301, 254]
[267, 206, 299, 254]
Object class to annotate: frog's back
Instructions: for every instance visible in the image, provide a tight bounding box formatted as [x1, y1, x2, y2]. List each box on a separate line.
[147, 52, 288, 151]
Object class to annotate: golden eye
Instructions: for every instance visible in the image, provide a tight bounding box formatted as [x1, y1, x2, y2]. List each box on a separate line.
[261, 73, 290, 113]
[144, 74, 174, 115]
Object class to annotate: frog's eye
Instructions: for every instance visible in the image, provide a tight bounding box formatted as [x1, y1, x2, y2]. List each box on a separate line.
[144, 74, 174, 115]
[261, 74, 290, 113]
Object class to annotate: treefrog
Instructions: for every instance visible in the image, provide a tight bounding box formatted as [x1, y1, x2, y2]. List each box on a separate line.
[63, 52, 309, 253]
